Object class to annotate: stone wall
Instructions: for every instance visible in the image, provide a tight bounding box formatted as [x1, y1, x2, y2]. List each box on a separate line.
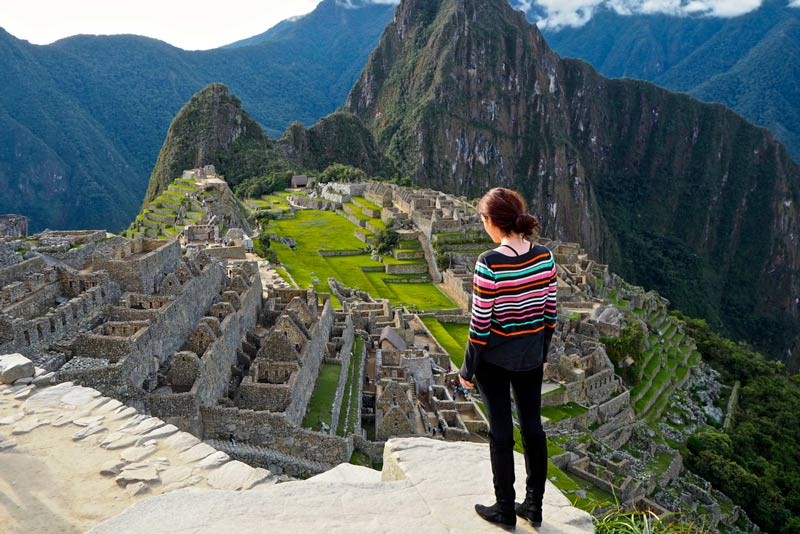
[0, 277, 121, 357]
[206, 246, 246, 260]
[0, 241, 22, 269]
[284, 299, 335, 425]
[58, 260, 226, 401]
[95, 239, 182, 293]
[201, 405, 353, 466]
[0, 215, 28, 238]
[384, 262, 428, 275]
[443, 269, 472, 309]
[0, 256, 46, 288]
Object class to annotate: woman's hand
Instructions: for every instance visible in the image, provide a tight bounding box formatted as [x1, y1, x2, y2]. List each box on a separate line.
[459, 374, 474, 390]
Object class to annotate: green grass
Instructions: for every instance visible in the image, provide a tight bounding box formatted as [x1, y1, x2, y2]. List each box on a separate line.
[421, 318, 468, 369]
[349, 449, 376, 469]
[337, 336, 364, 436]
[271, 210, 454, 310]
[541, 403, 589, 423]
[352, 196, 381, 211]
[367, 218, 386, 230]
[542, 385, 565, 398]
[303, 363, 342, 431]
[398, 239, 422, 249]
[343, 202, 371, 221]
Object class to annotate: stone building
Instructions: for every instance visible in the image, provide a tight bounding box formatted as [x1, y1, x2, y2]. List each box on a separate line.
[0, 214, 29, 238]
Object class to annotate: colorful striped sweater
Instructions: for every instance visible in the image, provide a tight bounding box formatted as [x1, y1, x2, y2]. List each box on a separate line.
[459, 244, 558, 381]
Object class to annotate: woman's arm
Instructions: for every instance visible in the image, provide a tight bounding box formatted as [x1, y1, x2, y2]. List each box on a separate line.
[459, 256, 497, 381]
[542, 251, 558, 362]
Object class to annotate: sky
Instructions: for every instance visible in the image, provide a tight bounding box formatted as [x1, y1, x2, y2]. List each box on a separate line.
[0, 0, 783, 50]
[0, 0, 324, 50]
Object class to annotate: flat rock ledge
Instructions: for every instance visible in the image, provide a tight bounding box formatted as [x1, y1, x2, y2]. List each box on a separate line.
[0, 381, 275, 533]
[91, 438, 594, 534]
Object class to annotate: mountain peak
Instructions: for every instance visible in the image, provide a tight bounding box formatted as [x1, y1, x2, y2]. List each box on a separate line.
[345, 0, 800, 362]
[143, 83, 270, 204]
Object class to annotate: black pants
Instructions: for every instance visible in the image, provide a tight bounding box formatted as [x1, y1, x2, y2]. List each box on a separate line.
[475, 360, 547, 509]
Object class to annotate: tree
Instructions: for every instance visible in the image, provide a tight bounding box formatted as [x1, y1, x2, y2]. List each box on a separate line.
[371, 226, 399, 255]
[319, 163, 366, 183]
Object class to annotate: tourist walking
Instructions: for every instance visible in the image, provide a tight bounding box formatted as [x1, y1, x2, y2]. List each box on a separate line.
[458, 187, 557, 530]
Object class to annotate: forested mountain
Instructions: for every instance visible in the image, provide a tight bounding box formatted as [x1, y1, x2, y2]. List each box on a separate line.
[144, 83, 388, 203]
[344, 0, 800, 365]
[0, 0, 396, 232]
[539, 0, 800, 160]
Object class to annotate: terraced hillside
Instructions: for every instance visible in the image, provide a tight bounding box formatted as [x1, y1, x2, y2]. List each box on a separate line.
[126, 177, 207, 239]
[611, 290, 703, 423]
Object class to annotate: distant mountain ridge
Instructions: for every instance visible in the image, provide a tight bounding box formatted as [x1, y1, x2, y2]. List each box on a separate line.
[344, 0, 800, 365]
[538, 0, 800, 161]
[0, 0, 396, 233]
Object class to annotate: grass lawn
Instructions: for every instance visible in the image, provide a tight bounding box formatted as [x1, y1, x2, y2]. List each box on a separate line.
[398, 239, 422, 249]
[541, 403, 589, 423]
[271, 210, 455, 310]
[337, 336, 364, 436]
[352, 196, 381, 211]
[303, 362, 342, 431]
[421, 318, 468, 368]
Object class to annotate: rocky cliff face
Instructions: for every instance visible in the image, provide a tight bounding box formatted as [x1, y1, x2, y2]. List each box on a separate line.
[344, 0, 800, 362]
[280, 111, 395, 178]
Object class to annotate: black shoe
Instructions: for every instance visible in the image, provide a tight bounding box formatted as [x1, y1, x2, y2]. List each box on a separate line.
[475, 502, 516, 530]
[515, 498, 542, 527]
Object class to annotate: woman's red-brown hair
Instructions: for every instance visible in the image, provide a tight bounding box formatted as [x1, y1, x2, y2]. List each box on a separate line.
[477, 187, 541, 237]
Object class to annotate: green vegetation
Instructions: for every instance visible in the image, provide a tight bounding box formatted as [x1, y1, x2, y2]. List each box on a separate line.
[420, 318, 468, 369]
[594, 507, 707, 533]
[303, 363, 342, 431]
[235, 170, 295, 199]
[337, 336, 364, 437]
[371, 226, 399, 255]
[270, 209, 454, 310]
[543, 3, 800, 161]
[349, 449, 376, 470]
[319, 163, 366, 183]
[541, 403, 588, 423]
[602, 323, 645, 385]
[677, 313, 800, 533]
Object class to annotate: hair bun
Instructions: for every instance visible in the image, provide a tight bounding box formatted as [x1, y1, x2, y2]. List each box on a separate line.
[515, 213, 540, 236]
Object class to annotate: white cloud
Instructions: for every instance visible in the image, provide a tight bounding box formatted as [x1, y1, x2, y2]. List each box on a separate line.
[511, 0, 535, 12]
[531, 0, 766, 29]
[790, 0, 800, 7]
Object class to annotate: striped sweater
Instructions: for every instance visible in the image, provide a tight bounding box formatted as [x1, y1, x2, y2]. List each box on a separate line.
[459, 244, 558, 381]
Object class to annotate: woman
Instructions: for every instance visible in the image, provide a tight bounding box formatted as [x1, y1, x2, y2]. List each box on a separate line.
[459, 187, 557, 529]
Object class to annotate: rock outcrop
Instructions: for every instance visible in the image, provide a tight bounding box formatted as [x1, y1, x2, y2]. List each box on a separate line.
[90, 437, 594, 534]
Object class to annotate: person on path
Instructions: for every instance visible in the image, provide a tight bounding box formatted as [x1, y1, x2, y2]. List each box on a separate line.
[459, 187, 557, 530]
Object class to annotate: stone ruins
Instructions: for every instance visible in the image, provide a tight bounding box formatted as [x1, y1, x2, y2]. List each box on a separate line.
[1, 176, 739, 529]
